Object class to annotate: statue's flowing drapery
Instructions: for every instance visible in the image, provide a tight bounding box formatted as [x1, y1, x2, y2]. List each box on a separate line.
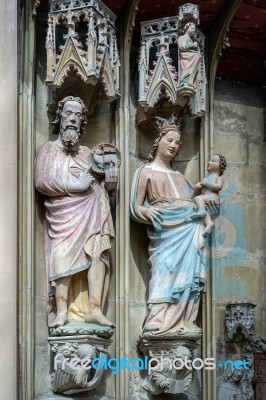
[177, 34, 201, 86]
[35, 141, 114, 319]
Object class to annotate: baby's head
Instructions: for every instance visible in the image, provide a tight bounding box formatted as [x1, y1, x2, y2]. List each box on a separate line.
[217, 154, 227, 176]
[207, 154, 227, 176]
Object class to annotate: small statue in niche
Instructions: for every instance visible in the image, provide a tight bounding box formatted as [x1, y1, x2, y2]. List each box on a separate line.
[191, 154, 227, 236]
[35, 96, 120, 329]
[217, 367, 250, 400]
[130, 116, 220, 338]
[51, 342, 106, 394]
[177, 22, 201, 93]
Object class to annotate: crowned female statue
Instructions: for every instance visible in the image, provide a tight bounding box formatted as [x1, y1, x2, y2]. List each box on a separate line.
[130, 116, 218, 338]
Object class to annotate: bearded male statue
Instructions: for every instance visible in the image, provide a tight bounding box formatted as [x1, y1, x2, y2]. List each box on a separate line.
[35, 96, 118, 328]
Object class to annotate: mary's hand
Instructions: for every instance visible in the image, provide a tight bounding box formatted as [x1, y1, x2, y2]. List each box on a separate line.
[144, 207, 164, 227]
[206, 199, 220, 220]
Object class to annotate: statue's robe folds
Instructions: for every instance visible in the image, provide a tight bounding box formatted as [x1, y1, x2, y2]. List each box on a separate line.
[130, 165, 206, 336]
[35, 141, 114, 319]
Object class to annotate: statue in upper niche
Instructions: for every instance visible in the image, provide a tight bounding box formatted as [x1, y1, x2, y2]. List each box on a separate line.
[177, 22, 201, 90]
[130, 116, 221, 339]
[138, 4, 206, 117]
[35, 96, 120, 329]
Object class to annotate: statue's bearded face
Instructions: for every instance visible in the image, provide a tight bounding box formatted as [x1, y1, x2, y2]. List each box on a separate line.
[60, 101, 84, 147]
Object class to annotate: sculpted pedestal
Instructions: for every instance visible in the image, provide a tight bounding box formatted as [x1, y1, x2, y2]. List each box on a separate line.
[48, 333, 112, 396]
[140, 338, 201, 398]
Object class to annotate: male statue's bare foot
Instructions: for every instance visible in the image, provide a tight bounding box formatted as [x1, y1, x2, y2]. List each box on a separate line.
[85, 308, 115, 328]
[49, 312, 68, 328]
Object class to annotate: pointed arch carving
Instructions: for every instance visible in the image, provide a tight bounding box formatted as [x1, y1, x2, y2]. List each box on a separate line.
[45, 0, 120, 105]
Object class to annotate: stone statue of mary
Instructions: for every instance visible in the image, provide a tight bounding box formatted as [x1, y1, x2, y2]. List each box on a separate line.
[130, 119, 211, 338]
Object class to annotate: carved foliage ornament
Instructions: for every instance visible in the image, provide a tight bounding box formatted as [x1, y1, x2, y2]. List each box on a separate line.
[46, 0, 120, 100]
[138, 3, 206, 117]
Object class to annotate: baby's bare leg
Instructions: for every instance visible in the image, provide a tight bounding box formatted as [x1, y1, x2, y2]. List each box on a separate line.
[191, 195, 207, 219]
[193, 196, 206, 210]
[203, 213, 214, 236]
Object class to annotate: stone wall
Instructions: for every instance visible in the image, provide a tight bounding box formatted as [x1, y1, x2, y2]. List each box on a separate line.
[0, 0, 17, 399]
[212, 79, 266, 385]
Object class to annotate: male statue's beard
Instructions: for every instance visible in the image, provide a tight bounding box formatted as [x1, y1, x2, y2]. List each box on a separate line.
[61, 127, 81, 147]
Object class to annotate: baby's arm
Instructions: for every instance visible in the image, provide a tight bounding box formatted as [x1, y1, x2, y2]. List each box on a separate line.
[194, 181, 203, 195]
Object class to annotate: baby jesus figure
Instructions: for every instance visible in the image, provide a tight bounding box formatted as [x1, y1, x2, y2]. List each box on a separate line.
[191, 154, 227, 236]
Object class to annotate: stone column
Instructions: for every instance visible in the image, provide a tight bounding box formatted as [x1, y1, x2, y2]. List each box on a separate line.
[0, 0, 17, 399]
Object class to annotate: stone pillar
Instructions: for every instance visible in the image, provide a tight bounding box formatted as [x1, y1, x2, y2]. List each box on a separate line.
[0, 0, 17, 399]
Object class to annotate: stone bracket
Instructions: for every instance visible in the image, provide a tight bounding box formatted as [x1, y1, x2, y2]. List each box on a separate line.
[48, 334, 112, 395]
[137, 338, 200, 397]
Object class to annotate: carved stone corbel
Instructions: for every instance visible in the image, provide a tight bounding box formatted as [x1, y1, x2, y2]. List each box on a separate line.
[49, 334, 112, 395]
[138, 339, 201, 397]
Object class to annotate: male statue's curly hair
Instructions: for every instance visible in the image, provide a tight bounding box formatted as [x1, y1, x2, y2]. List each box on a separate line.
[51, 96, 88, 135]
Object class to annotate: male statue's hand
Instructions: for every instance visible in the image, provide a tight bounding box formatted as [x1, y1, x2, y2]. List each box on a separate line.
[104, 164, 119, 194]
[78, 169, 95, 190]
[67, 167, 95, 193]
